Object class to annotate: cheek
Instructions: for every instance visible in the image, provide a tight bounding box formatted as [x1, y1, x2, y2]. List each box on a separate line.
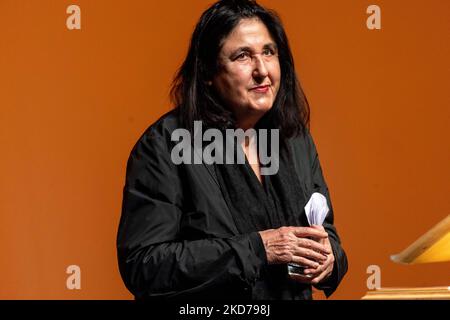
[214, 71, 250, 104]
[229, 66, 253, 89]
[217, 67, 250, 90]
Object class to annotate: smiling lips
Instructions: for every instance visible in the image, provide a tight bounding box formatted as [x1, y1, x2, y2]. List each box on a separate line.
[250, 85, 270, 93]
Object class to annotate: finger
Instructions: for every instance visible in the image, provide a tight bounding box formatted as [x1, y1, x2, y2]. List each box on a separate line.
[310, 267, 332, 285]
[299, 238, 331, 256]
[291, 256, 320, 269]
[306, 261, 333, 284]
[293, 227, 328, 240]
[303, 256, 332, 277]
[297, 247, 328, 263]
[303, 265, 324, 277]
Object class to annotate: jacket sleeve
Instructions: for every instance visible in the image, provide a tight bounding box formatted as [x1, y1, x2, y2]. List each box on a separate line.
[116, 128, 267, 299]
[305, 132, 348, 297]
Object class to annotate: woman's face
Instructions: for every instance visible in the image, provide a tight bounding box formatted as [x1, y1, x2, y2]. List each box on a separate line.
[212, 18, 281, 128]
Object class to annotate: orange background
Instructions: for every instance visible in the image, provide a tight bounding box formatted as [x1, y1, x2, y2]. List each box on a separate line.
[0, 0, 449, 299]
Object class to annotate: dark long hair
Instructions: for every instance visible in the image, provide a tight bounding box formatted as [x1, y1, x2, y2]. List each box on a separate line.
[170, 0, 310, 140]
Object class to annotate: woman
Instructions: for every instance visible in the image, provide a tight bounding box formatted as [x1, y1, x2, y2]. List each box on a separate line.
[117, 0, 347, 300]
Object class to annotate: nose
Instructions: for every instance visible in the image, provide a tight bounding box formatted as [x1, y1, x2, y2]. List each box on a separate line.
[252, 55, 269, 81]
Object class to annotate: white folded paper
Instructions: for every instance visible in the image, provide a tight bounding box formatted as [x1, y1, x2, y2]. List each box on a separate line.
[304, 192, 329, 226]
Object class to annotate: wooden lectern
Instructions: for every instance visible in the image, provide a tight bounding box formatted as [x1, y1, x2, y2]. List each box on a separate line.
[362, 215, 450, 300]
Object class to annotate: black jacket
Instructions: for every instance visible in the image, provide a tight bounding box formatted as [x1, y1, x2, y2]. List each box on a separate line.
[117, 111, 348, 300]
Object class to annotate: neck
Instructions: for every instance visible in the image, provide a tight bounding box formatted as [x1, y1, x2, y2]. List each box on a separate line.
[235, 113, 264, 131]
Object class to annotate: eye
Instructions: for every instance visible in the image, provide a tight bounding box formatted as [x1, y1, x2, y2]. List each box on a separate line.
[235, 52, 250, 61]
[263, 48, 275, 56]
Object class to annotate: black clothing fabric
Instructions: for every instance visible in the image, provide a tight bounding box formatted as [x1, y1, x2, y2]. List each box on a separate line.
[117, 111, 348, 300]
[214, 145, 312, 299]
[214, 141, 306, 233]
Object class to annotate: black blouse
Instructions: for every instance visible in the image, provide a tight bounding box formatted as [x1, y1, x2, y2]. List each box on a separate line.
[214, 139, 312, 299]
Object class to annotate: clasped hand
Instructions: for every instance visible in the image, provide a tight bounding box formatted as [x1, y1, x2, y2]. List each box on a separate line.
[259, 225, 334, 285]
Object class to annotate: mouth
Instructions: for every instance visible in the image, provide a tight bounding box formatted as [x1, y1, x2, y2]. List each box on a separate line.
[250, 85, 270, 93]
